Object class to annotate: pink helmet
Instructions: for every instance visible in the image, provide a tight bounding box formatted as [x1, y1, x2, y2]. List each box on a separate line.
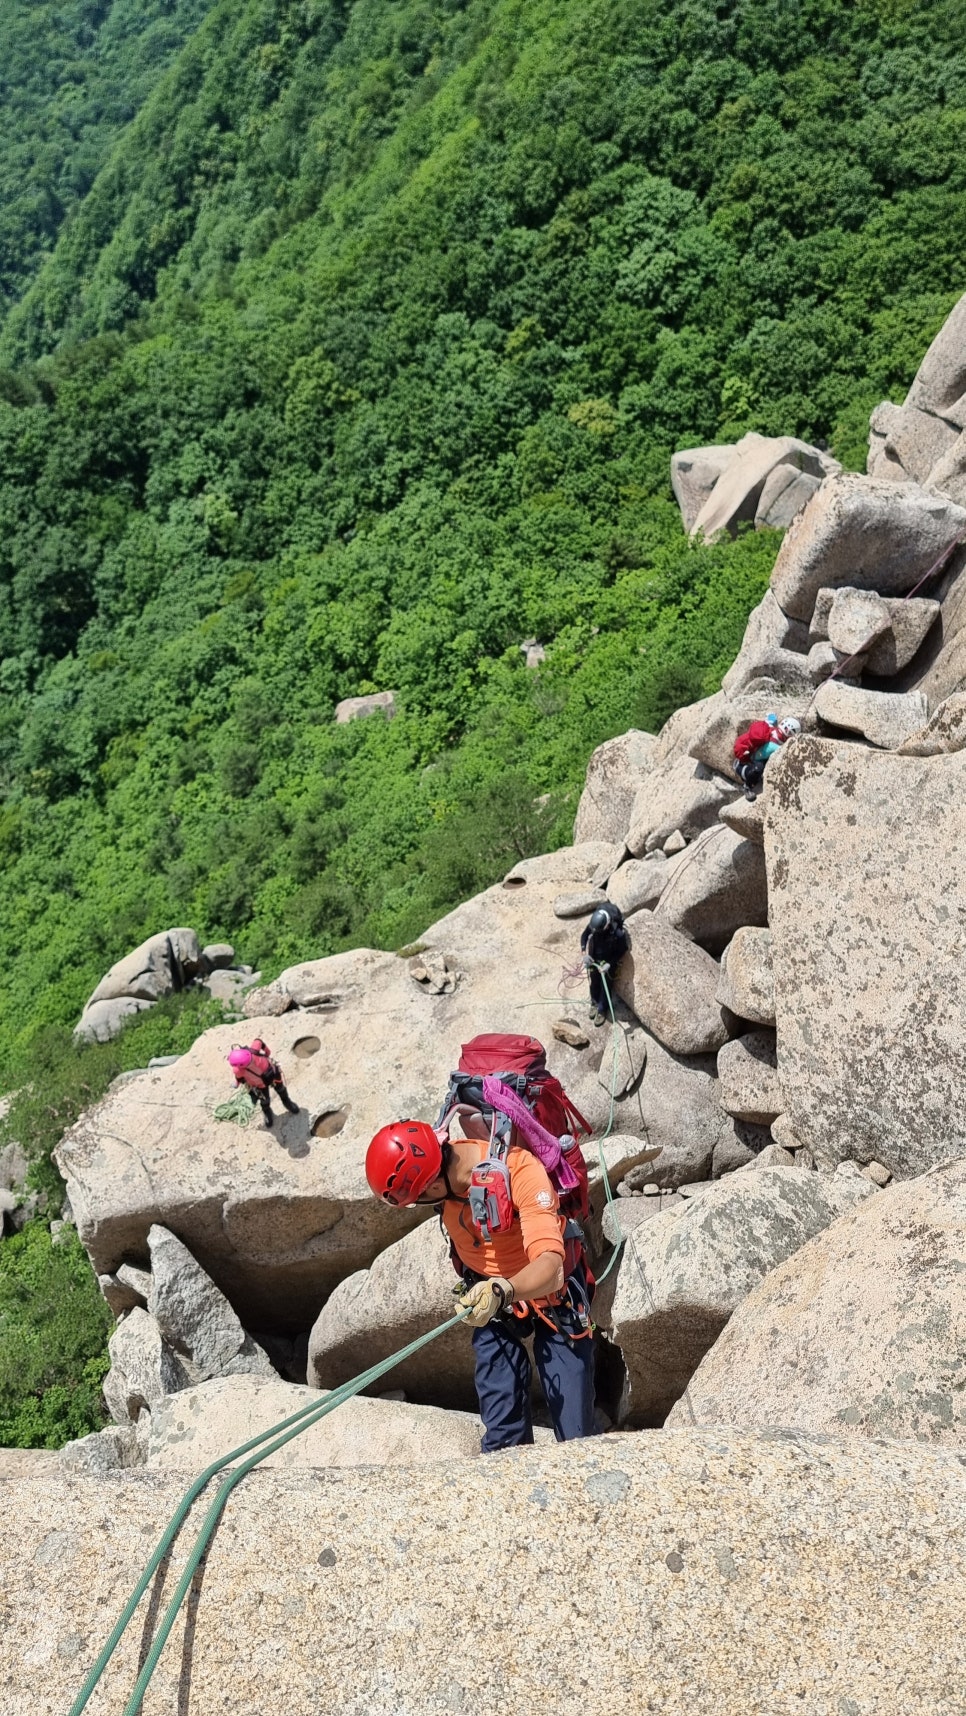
[228, 1047, 253, 1069]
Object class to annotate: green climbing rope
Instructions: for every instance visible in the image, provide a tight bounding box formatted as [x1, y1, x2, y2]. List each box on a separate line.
[71, 977, 632, 1712]
[592, 963, 629, 1282]
[68, 1309, 469, 1716]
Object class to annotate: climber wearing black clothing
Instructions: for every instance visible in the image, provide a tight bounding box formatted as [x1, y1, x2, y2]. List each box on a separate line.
[580, 902, 630, 1025]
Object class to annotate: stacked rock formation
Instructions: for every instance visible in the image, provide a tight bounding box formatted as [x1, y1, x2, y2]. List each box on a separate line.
[51, 294, 966, 1453]
[74, 931, 259, 1042]
[9, 291, 966, 1716]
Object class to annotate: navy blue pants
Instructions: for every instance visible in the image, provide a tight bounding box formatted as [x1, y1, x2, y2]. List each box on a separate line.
[472, 1299, 597, 1452]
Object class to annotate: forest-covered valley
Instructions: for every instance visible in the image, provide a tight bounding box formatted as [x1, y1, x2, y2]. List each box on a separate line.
[0, 0, 965, 1441]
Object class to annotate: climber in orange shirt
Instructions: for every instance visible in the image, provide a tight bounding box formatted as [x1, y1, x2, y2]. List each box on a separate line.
[365, 1119, 596, 1450]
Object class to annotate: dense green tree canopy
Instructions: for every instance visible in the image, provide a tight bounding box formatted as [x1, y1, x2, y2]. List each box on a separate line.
[0, 0, 217, 319]
[0, 0, 963, 1072]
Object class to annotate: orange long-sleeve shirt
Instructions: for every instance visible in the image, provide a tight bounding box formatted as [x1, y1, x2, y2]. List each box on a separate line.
[440, 1140, 566, 1279]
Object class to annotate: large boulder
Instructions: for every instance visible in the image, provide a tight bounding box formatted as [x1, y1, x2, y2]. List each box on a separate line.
[813, 680, 928, 749]
[593, 1033, 749, 1191]
[928, 425, 966, 506]
[610, 1165, 875, 1426]
[605, 855, 668, 916]
[825, 586, 891, 657]
[670, 443, 736, 530]
[308, 1218, 476, 1409]
[769, 474, 966, 623]
[654, 824, 769, 953]
[717, 793, 765, 846]
[625, 754, 738, 855]
[905, 289, 966, 427]
[864, 596, 940, 676]
[765, 738, 966, 1176]
[867, 400, 960, 486]
[716, 1031, 781, 1125]
[101, 1308, 192, 1425]
[613, 916, 733, 1056]
[721, 589, 810, 698]
[8, 1432, 966, 1714]
[899, 691, 966, 756]
[715, 928, 775, 1026]
[676, 1159, 966, 1444]
[688, 433, 839, 542]
[573, 729, 656, 844]
[146, 1224, 274, 1383]
[73, 997, 154, 1045]
[85, 928, 200, 1007]
[334, 690, 397, 722]
[59, 844, 658, 1330]
[147, 1376, 491, 1468]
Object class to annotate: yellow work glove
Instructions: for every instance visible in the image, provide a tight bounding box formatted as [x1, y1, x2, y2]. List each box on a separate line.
[456, 1277, 514, 1327]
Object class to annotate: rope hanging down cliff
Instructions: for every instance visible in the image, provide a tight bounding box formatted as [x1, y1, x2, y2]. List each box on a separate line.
[67, 1309, 471, 1716]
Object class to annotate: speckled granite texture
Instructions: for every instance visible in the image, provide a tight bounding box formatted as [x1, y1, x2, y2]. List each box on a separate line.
[3, 1427, 965, 1714]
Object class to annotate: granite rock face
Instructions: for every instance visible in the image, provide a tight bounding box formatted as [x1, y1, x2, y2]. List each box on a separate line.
[56, 843, 651, 1330]
[864, 595, 940, 675]
[655, 824, 769, 953]
[101, 1308, 192, 1425]
[867, 400, 959, 485]
[905, 289, 966, 426]
[813, 680, 928, 749]
[146, 1224, 274, 1383]
[716, 1031, 782, 1125]
[678, 1159, 966, 1443]
[625, 754, 738, 856]
[670, 443, 736, 530]
[147, 1376, 492, 1469]
[308, 1217, 476, 1408]
[573, 728, 656, 844]
[613, 916, 733, 1056]
[825, 586, 891, 657]
[716, 928, 775, 1026]
[765, 738, 966, 1175]
[605, 855, 668, 916]
[609, 1166, 875, 1426]
[7, 1430, 966, 1716]
[769, 474, 966, 623]
[898, 690, 966, 756]
[721, 589, 810, 697]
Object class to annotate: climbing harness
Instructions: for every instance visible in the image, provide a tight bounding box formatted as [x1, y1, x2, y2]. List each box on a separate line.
[67, 1308, 471, 1716]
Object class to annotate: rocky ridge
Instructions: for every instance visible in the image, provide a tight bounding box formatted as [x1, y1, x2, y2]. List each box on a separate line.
[13, 293, 966, 1712]
[49, 291, 966, 1459]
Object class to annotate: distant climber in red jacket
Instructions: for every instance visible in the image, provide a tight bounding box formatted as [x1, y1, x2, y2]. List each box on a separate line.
[228, 1039, 299, 1128]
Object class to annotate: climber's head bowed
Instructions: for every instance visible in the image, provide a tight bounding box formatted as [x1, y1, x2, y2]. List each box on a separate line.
[365, 1119, 450, 1206]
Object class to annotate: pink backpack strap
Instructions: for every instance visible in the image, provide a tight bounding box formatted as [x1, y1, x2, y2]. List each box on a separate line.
[481, 1077, 579, 1193]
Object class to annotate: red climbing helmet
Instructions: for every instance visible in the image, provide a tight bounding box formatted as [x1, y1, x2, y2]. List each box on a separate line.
[366, 1121, 444, 1206]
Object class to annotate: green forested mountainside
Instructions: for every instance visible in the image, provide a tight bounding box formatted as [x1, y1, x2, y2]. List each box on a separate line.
[0, 0, 218, 321]
[0, 0, 964, 1074]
